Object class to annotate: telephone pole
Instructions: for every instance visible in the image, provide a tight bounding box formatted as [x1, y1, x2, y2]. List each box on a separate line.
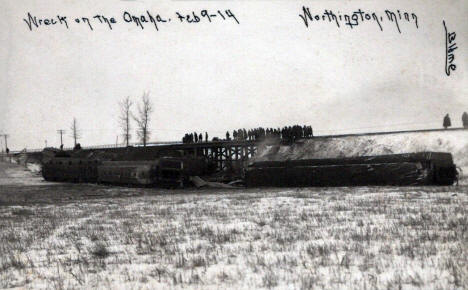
[57, 130, 66, 148]
[0, 134, 8, 152]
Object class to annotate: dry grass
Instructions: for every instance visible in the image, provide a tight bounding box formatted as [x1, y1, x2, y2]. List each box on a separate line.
[0, 185, 466, 289]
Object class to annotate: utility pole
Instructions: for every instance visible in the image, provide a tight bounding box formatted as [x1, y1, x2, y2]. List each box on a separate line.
[0, 134, 8, 152]
[70, 118, 80, 147]
[57, 129, 66, 148]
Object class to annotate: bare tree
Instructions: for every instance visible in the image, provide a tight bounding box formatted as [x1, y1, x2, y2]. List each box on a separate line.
[133, 92, 153, 147]
[70, 118, 81, 146]
[119, 97, 133, 147]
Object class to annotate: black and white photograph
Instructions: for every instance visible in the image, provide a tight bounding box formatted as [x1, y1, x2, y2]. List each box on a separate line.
[0, 0, 466, 288]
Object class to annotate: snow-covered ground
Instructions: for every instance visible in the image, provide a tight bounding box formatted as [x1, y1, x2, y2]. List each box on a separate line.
[0, 185, 466, 289]
[0, 162, 47, 186]
[26, 163, 42, 174]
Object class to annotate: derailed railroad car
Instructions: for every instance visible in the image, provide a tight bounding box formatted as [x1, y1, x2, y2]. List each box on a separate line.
[245, 152, 458, 187]
[42, 156, 211, 188]
[97, 161, 160, 186]
[42, 157, 100, 182]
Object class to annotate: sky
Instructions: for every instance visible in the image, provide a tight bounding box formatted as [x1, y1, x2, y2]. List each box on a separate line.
[0, 0, 467, 150]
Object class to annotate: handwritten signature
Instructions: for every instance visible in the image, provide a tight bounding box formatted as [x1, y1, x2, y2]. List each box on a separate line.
[443, 20, 457, 76]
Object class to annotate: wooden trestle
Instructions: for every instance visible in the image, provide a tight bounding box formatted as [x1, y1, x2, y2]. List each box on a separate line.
[178, 140, 259, 170]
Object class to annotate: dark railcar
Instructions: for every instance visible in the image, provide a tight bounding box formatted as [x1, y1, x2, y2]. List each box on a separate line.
[42, 156, 210, 188]
[245, 152, 457, 187]
[42, 157, 100, 182]
[96, 157, 209, 188]
[97, 161, 160, 186]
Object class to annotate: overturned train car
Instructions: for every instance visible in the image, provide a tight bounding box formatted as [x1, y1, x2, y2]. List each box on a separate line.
[42, 156, 209, 187]
[42, 158, 100, 183]
[97, 161, 160, 186]
[245, 152, 458, 187]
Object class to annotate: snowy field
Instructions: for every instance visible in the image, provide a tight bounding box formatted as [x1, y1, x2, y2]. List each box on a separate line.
[0, 162, 467, 289]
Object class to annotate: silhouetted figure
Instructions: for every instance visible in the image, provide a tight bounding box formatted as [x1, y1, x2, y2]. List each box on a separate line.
[226, 131, 230, 141]
[194, 133, 198, 143]
[462, 112, 468, 128]
[443, 114, 451, 129]
[199, 133, 203, 142]
[60, 144, 64, 150]
[6, 148, 9, 154]
[205, 132, 208, 142]
[73, 143, 81, 150]
[183, 133, 191, 143]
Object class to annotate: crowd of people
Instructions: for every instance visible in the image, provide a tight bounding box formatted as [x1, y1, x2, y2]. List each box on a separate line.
[182, 132, 209, 143]
[182, 125, 314, 143]
[182, 113, 468, 144]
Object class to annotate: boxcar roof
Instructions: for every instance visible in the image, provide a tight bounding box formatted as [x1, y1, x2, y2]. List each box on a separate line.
[250, 152, 454, 167]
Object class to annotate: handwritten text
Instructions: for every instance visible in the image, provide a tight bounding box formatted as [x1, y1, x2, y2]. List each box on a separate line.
[23, 10, 239, 32]
[299, 7, 419, 33]
[443, 20, 457, 76]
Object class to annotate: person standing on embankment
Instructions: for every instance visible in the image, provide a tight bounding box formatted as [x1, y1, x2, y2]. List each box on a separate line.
[462, 112, 468, 128]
